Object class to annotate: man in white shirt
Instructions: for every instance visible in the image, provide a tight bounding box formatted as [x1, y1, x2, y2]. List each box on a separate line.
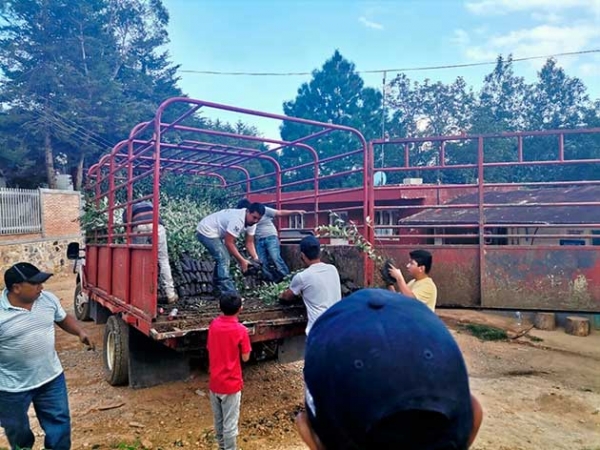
[237, 199, 305, 283]
[196, 203, 265, 294]
[279, 236, 342, 334]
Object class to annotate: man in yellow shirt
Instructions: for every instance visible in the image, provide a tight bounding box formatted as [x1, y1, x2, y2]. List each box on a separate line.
[387, 249, 437, 311]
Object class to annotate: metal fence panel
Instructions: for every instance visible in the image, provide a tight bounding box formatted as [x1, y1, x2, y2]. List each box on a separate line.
[0, 188, 42, 235]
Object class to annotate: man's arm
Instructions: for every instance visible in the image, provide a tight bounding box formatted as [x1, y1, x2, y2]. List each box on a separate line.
[388, 265, 416, 298]
[57, 314, 95, 350]
[245, 234, 259, 260]
[224, 232, 249, 273]
[275, 209, 306, 216]
[279, 288, 298, 303]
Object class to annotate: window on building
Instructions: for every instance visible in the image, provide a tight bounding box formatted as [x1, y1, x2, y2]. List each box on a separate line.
[288, 214, 304, 229]
[375, 210, 394, 236]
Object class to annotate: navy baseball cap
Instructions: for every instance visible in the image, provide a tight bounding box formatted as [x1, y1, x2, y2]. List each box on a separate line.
[300, 235, 320, 255]
[4, 262, 53, 290]
[304, 289, 474, 450]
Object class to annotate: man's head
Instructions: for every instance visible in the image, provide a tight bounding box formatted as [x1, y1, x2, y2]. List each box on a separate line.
[407, 249, 433, 276]
[300, 236, 321, 264]
[219, 291, 243, 316]
[236, 199, 251, 209]
[4, 262, 53, 302]
[244, 202, 265, 227]
[298, 289, 482, 450]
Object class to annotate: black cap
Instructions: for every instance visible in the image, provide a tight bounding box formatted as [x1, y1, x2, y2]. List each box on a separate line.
[300, 235, 320, 258]
[4, 262, 53, 290]
[304, 289, 474, 450]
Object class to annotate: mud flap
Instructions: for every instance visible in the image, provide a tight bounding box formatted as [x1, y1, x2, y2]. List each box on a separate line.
[128, 327, 191, 389]
[277, 335, 305, 364]
[90, 300, 110, 325]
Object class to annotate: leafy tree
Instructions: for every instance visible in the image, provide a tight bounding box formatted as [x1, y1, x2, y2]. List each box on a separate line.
[280, 50, 383, 189]
[523, 58, 594, 181]
[469, 55, 531, 182]
[0, 0, 182, 189]
[385, 74, 475, 183]
[527, 58, 589, 130]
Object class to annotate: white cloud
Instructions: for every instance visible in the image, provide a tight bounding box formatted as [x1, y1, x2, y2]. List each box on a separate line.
[489, 24, 598, 50]
[530, 11, 562, 23]
[359, 16, 384, 30]
[465, 0, 600, 16]
[451, 29, 471, 46]
[461, 23, 600, 64]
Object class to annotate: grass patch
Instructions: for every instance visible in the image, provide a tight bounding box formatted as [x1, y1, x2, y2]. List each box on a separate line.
[528, 335, 544, 342]
[115, 442, 140, 450]
[462, 323, 508, 341]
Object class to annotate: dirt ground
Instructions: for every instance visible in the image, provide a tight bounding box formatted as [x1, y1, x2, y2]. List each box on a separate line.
[2, 274, 600, 450]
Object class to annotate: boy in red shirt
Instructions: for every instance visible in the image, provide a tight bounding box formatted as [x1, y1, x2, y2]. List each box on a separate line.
[207, 292, 252, 450]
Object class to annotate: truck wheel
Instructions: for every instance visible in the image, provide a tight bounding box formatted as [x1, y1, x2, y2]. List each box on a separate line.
[104, 315, 129, 386]
[74, 283, 91, 321]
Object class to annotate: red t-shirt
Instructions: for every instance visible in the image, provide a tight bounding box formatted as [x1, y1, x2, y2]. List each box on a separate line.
[207, 315, 252, 394]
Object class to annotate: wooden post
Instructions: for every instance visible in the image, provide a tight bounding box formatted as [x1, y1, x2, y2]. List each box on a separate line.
[565, 317, 590, 337]
[534, 312, 556, 330]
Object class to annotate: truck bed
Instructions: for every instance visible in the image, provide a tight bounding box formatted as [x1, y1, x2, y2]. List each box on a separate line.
[151, 295, 307, 338]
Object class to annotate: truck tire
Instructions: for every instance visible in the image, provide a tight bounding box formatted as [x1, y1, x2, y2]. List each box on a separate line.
[73, 283, 91, 321]
[104, 315, 129, 386]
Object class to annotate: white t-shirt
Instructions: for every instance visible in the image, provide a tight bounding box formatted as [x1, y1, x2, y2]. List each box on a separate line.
[290, 262, 342, 334]
[196, 209, 257, 239]
[255, 207, 278, 239]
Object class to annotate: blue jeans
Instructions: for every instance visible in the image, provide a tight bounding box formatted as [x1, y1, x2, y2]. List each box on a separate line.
[0, 372, 71, 450]
[256, 235, 289, 283]
[197, 233, 237, 294]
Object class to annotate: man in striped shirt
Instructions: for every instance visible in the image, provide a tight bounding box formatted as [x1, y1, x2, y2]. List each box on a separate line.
[0, 262, 95, 450]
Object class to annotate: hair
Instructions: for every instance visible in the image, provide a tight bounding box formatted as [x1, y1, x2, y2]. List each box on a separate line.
[410, 249, 433, 274]
[219, 292, 243, 316]
[362, 410, 458, 450]
[247, 202, 265, 216]
[236, 199, 251, 209]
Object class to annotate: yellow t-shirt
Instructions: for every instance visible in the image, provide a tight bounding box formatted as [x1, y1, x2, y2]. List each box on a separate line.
[407, 277, 437, 311]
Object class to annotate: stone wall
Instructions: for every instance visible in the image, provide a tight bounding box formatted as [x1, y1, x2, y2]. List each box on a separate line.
[0, 238, 82, 286]
[0, 189, 82, 285]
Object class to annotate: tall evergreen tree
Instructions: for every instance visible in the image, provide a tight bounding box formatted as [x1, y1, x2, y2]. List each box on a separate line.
[280, 51, 383, 189]
[0, 0, 182, 189]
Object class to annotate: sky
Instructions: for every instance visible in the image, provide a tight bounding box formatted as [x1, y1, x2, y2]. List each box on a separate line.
[162, 0, 600, 138]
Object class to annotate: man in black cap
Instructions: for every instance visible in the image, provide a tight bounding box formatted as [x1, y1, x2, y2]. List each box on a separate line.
[296, 288, 483, 450]
[0, 262, 95, 450]
[123, 200, 178, 303]
[279, 236, 341, 335]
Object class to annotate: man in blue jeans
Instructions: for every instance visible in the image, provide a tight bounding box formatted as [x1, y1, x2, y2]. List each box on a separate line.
[196, 203, 265, 294]
[237, 199, 305, 283]
[0, 262, 95, 450]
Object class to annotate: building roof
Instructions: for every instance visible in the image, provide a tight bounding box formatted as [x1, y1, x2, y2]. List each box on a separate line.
[399, 185, 600, 225]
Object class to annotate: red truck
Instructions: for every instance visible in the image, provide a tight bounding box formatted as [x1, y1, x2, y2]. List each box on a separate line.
[67, 98, 371, 388]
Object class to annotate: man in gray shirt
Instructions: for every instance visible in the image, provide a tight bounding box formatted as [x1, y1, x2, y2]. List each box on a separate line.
[237, 200, 305, 283]
[279, 236, 341, 334]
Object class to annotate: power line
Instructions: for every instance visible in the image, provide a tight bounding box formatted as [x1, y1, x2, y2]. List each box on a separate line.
[179, 48, 600, 77]
[41, 98, 117, 149]
[31, 109, 111, 154]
